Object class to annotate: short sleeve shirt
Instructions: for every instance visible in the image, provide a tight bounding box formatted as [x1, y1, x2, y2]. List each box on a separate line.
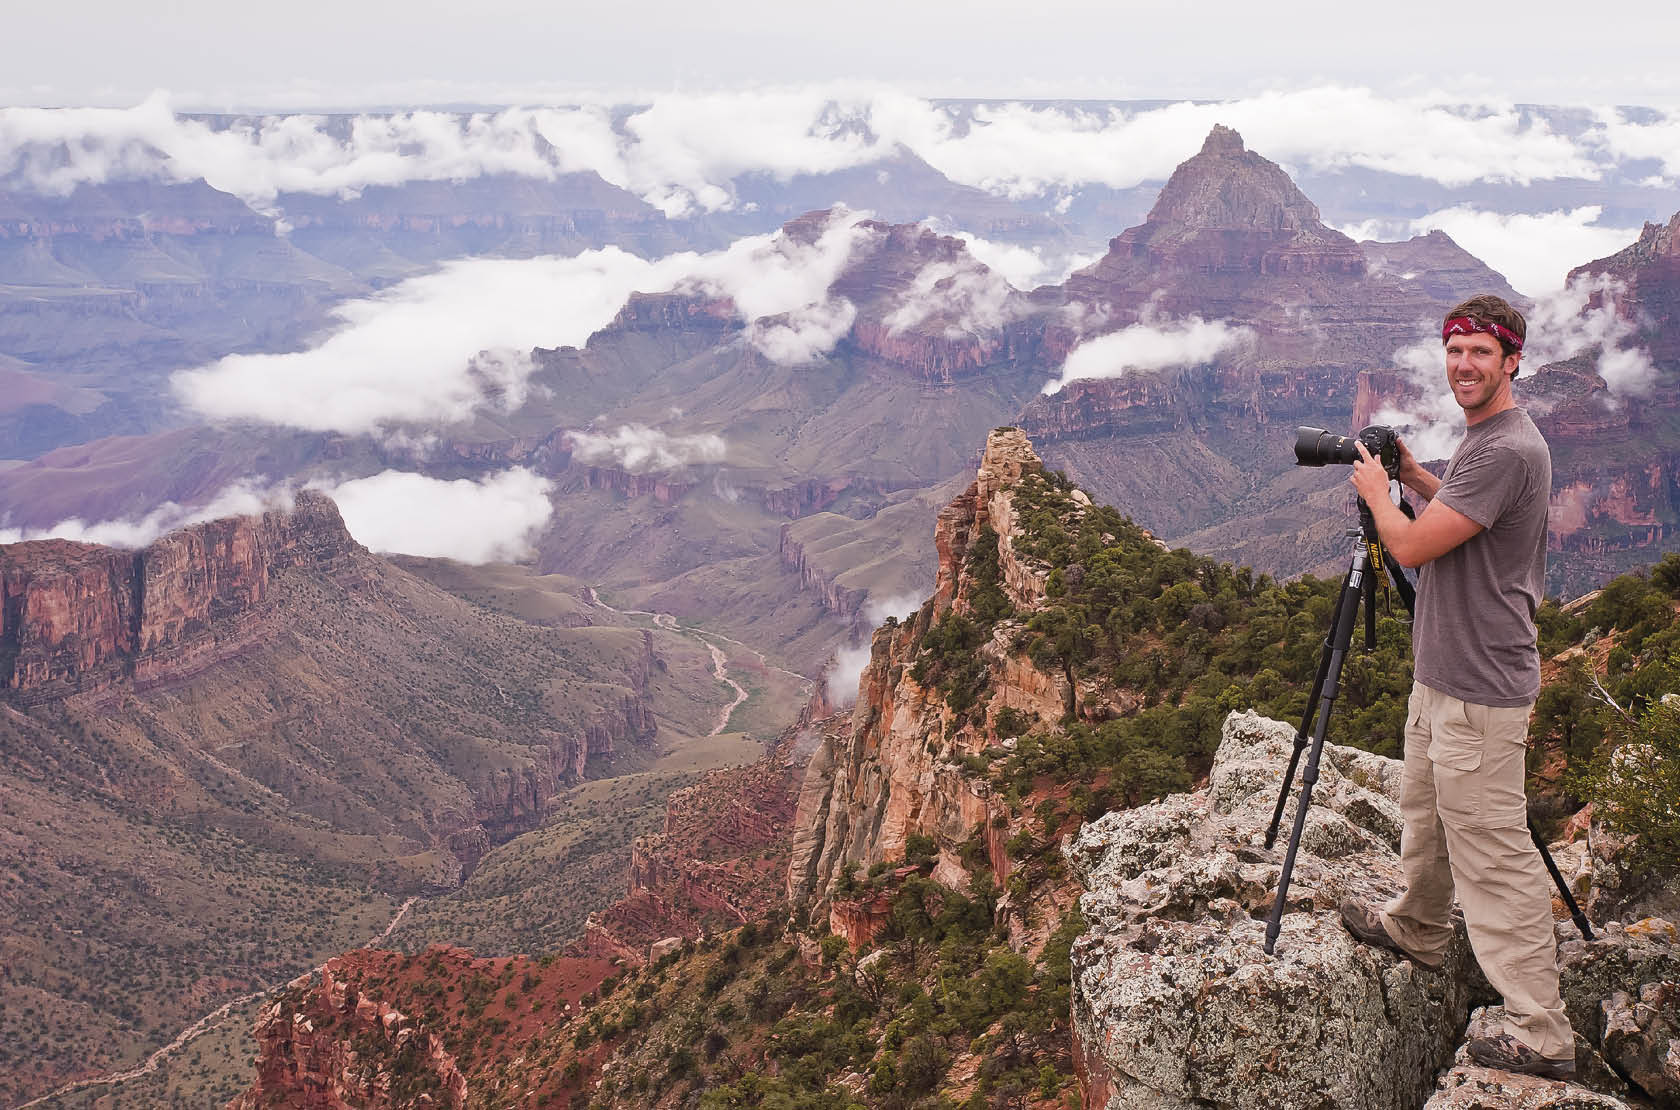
[1412, 407, 1552, 708]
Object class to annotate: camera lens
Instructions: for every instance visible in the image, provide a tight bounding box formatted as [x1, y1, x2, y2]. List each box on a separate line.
[1294, 427, 1356, 467]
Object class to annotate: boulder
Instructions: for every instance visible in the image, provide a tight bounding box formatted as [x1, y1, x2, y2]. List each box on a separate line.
[1069, 711, 1680, 1110]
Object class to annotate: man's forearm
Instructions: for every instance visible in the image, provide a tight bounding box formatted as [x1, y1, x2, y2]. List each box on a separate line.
[1403, 468, 1441, 500]
[1364, 494, 1416, 564]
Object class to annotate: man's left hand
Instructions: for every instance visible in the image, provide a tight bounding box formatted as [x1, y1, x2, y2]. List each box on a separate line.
[1349, 442, 1392, 505]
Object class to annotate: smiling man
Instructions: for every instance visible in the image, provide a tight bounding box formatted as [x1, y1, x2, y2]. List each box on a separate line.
[1338, 294, 1574, 1079]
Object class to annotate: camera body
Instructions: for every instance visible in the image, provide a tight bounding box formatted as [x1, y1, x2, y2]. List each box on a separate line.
[1294, 424, 1401, 481]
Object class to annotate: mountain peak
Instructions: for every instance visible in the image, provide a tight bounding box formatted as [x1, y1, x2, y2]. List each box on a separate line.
[1200, 124, 1245, 156]
[1146, 128, 1327, 234]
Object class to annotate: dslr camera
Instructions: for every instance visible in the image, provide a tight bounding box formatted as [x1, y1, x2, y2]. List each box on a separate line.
[1294, 424, 1401, 482]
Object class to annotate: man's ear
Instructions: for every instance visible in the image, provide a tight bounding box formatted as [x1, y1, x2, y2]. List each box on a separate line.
[1507, 352, 1522, 380]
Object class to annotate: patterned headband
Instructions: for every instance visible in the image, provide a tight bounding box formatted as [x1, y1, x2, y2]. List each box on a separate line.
[1442, 316, 1523, 352]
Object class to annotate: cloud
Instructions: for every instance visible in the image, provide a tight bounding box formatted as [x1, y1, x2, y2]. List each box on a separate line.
[3, 88, 1659, 223]
[568, 425, 727, 473]
[1338, 205, 1643, 296]
[863, 591, 924, 626]
[172, 207, 883, 433]
[885, 256, 1016, 338]
[173, 248, 679, 435]
[315, 467, 553, 562]
[682, 207, 880, 363]
[939, 231, 1095, 291]
[0, 482, 289, 547]
[826, 643, 873, 707]
[1042, 315, 1255, 394]
[1526, 273, 1659, 398]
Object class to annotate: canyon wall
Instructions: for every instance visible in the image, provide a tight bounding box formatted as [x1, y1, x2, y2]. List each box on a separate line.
[0, 490, 357, 702]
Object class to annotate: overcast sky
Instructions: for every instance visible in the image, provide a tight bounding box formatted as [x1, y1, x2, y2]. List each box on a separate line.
[8, 0, 1680, 109]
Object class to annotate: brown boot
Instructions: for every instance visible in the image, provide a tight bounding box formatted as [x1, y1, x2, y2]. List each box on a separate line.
[1466, 1033, 1576, 1079]
[1338, 899, 1443, 971]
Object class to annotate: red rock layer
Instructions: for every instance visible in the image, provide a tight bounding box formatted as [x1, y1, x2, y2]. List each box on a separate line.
[0, 491, 356, 703]
[577, 710, 844, 966]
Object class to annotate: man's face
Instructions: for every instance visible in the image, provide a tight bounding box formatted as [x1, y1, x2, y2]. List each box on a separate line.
[1444, 332, 1519, 418]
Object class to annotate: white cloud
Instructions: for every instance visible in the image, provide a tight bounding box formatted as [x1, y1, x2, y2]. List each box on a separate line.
[173, 248, 679, 435]
[568, 425, 727, 473]
[315, 467, 553, 562]
[885, 259, 1013, 338]
[1591, 106, 1680, 181]
[748, 298, 859, 365]
[826, 643, 873, 707]
[172, 208, 883, 433]
[681, 207, 880, 363]
[1042, 315, 1255, 394]
[863, 591, 923, 625]
[946, 231, 1099, 292]
[1339, 205, 1643, 296]
[0, 482, 288, 547]
[1, 88, 1656, 223]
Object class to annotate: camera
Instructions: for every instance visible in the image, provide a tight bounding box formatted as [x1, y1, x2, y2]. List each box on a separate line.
[1294, 424, 1401, 481]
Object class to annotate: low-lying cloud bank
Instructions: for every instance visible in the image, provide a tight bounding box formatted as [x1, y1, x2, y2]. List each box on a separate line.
[1042, 315, 1256, 394]
[568, 425, 727, 473]
[316, 467, 555, 562]
[4, 89, 1675, 218]
[0, 482, 287, 547]
[1340, 205, 1644, 295]
[0, 468, 556, 564]
[172, 209, 882, 436]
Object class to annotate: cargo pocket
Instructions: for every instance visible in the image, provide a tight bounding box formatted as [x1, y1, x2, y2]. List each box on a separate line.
[1428, 696, 1485, 822]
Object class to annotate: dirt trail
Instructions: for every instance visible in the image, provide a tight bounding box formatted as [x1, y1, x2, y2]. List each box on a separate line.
[14, 897, 419, 1110]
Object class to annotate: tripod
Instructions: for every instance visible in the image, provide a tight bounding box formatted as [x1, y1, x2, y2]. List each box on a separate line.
[1261, 497, 1594, 956]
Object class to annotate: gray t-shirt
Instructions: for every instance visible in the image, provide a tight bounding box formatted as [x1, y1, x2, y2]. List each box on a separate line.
[1413, 407, 1552, 707]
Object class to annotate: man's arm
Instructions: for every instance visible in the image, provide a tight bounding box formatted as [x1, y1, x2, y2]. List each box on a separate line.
[1395, 437, 1441, 501]
[1351, 443, 1482, 568]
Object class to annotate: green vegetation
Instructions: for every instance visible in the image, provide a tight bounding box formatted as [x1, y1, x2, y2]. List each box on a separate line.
[575, 872, 1077, 1110]
[1546, 554, 1680, 866]
[934, 468, 1416, 818]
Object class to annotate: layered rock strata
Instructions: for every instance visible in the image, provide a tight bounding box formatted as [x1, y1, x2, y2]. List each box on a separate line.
[0, 491, 357, 702]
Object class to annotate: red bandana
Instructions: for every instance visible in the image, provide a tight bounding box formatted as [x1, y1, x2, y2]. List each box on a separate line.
[1442, 315, 1522, 352]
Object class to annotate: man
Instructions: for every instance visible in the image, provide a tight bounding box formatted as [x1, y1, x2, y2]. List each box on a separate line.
[1339, 294, 1574, 1078]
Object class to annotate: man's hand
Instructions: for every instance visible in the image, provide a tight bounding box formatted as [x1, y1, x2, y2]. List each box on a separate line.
[1349, 442, 1392, 505]
[1393, 436, 1442, 499]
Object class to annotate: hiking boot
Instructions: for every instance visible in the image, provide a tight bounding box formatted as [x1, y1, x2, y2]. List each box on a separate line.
[1466, 1033, 1576, 1079]
[1338, 899, 1443, 971]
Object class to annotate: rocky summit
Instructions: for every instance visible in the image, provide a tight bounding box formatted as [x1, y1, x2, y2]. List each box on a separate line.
[1068, 710, 1680, 1110]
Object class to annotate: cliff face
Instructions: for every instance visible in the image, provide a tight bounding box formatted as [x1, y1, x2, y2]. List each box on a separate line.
[0, 490, 357, 702]
[787, 429, 1078, 939]
[579, 706, 842, 965]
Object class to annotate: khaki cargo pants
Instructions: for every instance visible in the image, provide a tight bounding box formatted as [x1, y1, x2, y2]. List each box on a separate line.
[1380, 680, 1574, 1060]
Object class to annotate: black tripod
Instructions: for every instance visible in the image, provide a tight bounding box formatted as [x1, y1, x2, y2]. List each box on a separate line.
[1261, 497, 1594, 956]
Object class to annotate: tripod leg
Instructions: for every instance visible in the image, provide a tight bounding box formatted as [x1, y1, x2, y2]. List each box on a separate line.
[1266, 564, 1356, 850]
[1266, 540, 1368, 956]
[1530, 820, 1595, 941]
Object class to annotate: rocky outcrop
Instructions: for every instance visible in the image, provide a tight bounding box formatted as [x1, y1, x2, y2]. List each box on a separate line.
[0, 490, 359, 702]
[233, 959, 469, 1110]
[1067, 710, 1680, 1109]
[577, 711, 841, 965]
[788, 430, 1071, 924]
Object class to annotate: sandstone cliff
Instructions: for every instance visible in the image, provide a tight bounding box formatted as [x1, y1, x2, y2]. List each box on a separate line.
[0, 490, 358, 702]
[788, 428, 1082, 943]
